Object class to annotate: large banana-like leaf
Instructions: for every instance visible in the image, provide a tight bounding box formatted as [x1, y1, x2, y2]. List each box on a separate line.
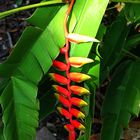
[100, 11, 131, 82]
[100, 4, 140, 83]
[0, 3, 64, 140]
[0, 0, 109, 139]
[101, 60, 140, 140]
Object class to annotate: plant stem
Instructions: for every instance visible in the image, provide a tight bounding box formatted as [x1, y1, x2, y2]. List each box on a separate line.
[111, 0, 140, 3]
[64, 0, 75, 139]
[0, 0, 63, 19]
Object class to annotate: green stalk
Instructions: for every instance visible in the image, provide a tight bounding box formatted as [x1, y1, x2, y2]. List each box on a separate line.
[0, 0, 63, 19]
[112, 0, 140, 3]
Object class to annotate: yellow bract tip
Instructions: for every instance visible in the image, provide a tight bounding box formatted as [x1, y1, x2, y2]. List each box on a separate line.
[79, 124, 86, 130]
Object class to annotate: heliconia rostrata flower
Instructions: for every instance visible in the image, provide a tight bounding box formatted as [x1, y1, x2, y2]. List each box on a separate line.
[48, 0, 99, 139]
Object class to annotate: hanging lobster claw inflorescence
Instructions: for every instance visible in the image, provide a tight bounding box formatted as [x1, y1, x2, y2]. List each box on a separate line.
[49, 0, 100, 139]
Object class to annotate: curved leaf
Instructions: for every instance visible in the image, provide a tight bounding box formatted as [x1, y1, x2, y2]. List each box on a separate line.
[0, 2, 66, 139]
[101, 60, 140, 140]
[1, 77, 39, 140]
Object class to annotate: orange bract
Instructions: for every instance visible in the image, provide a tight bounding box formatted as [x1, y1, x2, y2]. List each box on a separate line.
[71, 120, 85, 130]
[53, 60, 67, 71]
[69, 72, 91, 83]
[55, 93, 70, 107]
[53, 85, 70, 96]
[57, 107, 71, 119]
[71, 97, 88, 107]
[64, 124, 74, 132]
[69, 57, 94, 68]
[70, 85, 90, 96]
[71, 108, 85, 118]
[49, 73, 68, 85]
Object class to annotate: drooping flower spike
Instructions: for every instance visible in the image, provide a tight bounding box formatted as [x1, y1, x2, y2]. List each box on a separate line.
[49, 0, 99, 139]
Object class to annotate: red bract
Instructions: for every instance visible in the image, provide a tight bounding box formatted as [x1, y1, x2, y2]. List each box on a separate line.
[70, 108, 85, 118]
[49, 73, 68, 85]
[71, 97, 88, 107]
[64, 124, 76, 140]
[70, 85, 90, 96]
[53, 85, 70, 96]
[70, 72, 91, 83]
[71, 120, 85, 130]
[64, 124, 74, 132]
[60, 47, 68, 54]
[57, 107, 71, 119]
[54, 93, 70, 107]
[69, 131, 76, 140]
[53, 60, 67, 71]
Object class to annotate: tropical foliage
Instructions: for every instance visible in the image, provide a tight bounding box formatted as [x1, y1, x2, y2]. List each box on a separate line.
[0, 0, 139, 140]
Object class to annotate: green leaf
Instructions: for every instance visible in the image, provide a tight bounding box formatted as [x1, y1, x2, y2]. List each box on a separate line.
[70, 0, 109, 57]
[1, 77, 39, 140]
[39, 89, 56, 120]
[125, 34, 140, 50]
[101, 60, 140, 140]
[0, 127, 5, 140]
[0, 2, 67, 139]
[100, 11, 131, 82]
[27, 4, 62, 29]
[124, 3, 140, 23]
[16, 0, 23, 6]
[112, 0, 140, 3]
[0, 78, 9, 96]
